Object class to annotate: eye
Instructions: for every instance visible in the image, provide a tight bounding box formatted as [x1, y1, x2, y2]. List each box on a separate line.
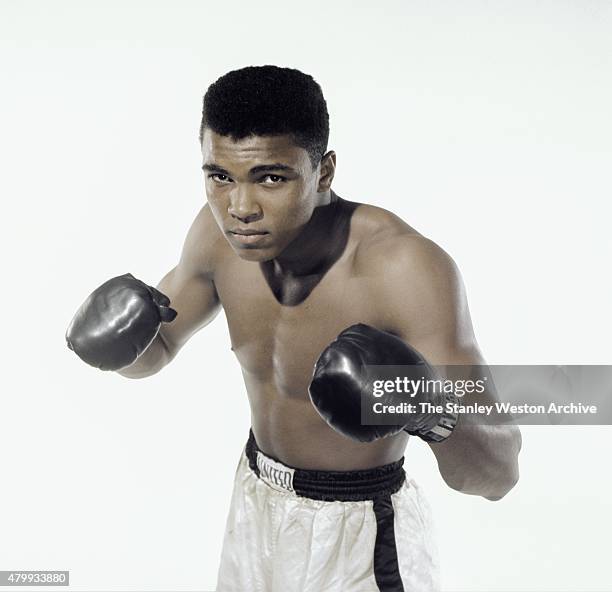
[260, 174, 286, 185]
[209, 173, 232, 184]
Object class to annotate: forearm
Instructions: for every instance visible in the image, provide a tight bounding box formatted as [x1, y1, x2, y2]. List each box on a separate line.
[116, 330, 172, 379]
[430, 417, 522, 501]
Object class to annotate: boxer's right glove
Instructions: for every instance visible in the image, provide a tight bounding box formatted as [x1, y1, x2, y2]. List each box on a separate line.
[66, 273, 177, 371]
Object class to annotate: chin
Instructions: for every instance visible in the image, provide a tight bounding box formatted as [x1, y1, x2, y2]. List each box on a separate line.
[232, 245, 278, 262]
[235, 250, 269, 262]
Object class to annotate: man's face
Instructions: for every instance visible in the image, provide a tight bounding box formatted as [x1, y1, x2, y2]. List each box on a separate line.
[201, 129, 323, 262]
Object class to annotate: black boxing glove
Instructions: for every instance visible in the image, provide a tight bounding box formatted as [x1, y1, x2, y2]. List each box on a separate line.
[308, 323, 458, 443]
[66, 273, 177, 371]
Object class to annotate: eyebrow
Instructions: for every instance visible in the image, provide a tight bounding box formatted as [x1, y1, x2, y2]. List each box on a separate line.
[201, 162, 297, 175]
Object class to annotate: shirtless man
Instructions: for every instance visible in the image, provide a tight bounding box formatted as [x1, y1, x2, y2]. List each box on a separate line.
[66, 65, 521, 592]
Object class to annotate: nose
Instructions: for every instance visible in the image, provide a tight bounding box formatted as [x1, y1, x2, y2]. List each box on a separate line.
[228, 185, 263, 223]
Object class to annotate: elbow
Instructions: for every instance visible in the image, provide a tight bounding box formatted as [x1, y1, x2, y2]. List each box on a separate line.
[443, 426, 522, 501]
[484, 465, 520, 501]
[442, 465, 519, 500]
[484, 429, 522, 501]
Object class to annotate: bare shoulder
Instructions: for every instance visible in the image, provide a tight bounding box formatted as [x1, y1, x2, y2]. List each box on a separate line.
[350, 202, 418, 241]
[352, 203, 460, 288]
[350, 203, 475, 354]
[178, 203, 228, 279]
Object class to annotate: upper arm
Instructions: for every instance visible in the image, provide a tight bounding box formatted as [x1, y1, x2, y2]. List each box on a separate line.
[361, 233, 483, 366]
[156, 204, 223, 358]
[362, 231, 521, 485]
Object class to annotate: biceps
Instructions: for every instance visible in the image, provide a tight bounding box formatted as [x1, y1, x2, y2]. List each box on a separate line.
[406, 333, 505, 406]
[156, 266, 221, 356]
[392, 284, 481, 365]
[408, 332, 483, 366]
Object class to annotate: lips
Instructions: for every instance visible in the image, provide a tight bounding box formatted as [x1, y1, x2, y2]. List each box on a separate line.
[229, 229, 269, 236]
[228, 228, 269, 246]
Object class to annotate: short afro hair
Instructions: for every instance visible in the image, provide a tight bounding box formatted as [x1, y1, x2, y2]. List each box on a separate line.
[199, 65, 329, 168]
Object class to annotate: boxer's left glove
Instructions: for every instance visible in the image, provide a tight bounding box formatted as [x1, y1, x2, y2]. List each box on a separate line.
[66, 273, 177, 371]
[308, 323, 458, 443]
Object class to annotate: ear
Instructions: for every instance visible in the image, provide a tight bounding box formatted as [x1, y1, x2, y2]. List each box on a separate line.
[316, 151, 336, 192]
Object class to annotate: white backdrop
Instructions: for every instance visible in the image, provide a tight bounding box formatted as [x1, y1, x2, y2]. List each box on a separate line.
[1, 1, 611, 590]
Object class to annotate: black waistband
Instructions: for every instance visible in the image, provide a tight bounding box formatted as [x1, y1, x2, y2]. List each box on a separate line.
[245, 430, 406, 502]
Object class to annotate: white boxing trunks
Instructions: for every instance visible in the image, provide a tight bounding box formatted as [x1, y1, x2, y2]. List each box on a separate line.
[216, 431, 440, 592]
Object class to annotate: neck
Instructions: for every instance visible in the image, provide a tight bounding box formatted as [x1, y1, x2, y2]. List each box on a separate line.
[270, 190, 341, 278]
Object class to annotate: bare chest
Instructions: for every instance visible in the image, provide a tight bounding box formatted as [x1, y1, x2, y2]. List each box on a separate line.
[213, 255, 380, 396]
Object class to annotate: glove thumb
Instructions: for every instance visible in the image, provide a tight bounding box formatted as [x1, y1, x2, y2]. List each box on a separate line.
[147, 285, 178, 323]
